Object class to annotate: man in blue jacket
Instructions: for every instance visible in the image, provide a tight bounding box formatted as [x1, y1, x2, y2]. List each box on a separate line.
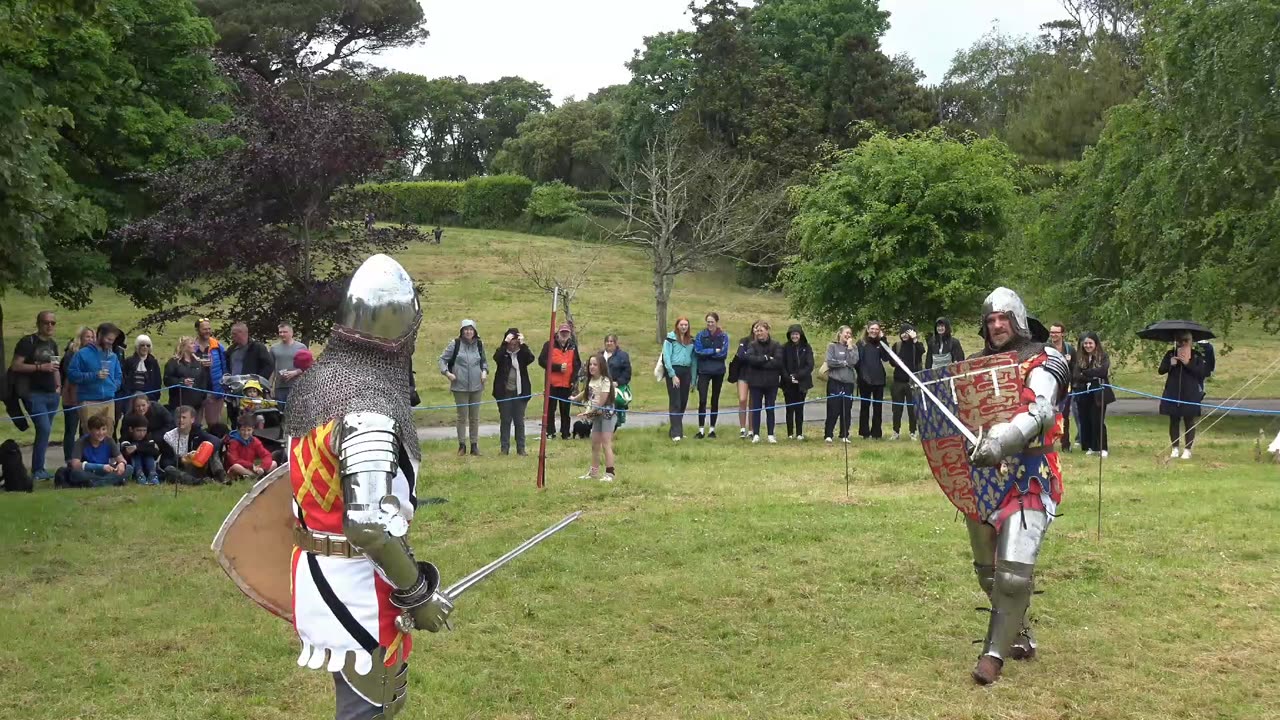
[68, 322, 124, 432]
[693, 312, 730, 439]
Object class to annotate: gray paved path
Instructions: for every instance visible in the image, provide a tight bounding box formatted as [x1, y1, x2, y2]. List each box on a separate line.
[22, 397, 1280, 470]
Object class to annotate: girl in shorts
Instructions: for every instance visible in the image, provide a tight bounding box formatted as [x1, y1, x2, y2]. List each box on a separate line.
[574, 353, 617, 482]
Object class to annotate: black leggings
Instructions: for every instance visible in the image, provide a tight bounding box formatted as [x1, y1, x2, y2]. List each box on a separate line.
[858, 381, 885, 439]
[666, 366, 692, 438]
[783, 384, 807, 436]
[1169, 415, 1197, 449]
[697, 373, 724, 429]
[750, 386, 778, 436]
[825, 380, 854, 439]
[1079, 399, 1108, 452]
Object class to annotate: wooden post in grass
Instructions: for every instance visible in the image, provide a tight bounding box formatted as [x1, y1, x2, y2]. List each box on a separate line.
[537, 286, 560, 489]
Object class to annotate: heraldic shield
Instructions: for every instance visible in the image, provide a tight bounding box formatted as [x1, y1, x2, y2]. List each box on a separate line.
[915, 352, 1024, 523]
[210, 463, 295, 621]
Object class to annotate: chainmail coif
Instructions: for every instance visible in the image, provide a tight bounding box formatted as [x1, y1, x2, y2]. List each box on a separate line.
[283, 333, 421, 461]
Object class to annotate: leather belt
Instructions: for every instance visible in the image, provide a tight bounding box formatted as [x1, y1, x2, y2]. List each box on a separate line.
[293, 526, 359, 559]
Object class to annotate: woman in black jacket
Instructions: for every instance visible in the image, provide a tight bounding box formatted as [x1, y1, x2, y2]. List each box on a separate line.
[856, 322, 891, 440]
[126, 393, 176, 444]
[492, 327, 536, 456]
[122, 334, 163, 402]
[1159, 331, 1208, 460]
[741, 321, 784, 443]
[164, 336, 207, 411]
[1073, 332, 1115, 457]
[781, 324, 814, 440]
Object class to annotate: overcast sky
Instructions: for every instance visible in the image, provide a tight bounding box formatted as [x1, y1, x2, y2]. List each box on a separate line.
[377, 0, 1066, 102]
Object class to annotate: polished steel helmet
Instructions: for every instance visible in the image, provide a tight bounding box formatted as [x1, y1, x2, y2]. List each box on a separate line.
[979, 287, 1032, 345]
[333, 254, 421, 351]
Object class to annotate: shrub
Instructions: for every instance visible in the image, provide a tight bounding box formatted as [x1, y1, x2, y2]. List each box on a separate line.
[579, 198, 624, 218]
[578, 189, 616, 202]
[460, 174, 534, 225]
[344, 181, 463, 224]
[528, 181, 584, 222]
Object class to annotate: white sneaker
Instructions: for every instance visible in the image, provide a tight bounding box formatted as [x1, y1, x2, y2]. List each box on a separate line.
[796, 435, 805, 441]
[1085, 450, 1096, 456]
[577, 470, 598, 480]
[1100, 450, 1109, 458]
[673, 436, 682, 443]
[1171, 447, 1181, 459]
[890, 432, 900, 441]
[601, 473, 615, 482]
[910, 432, 919, 441]
[767, 435, 777, 444]
[752, 435, 761, 444]
[786, 435, 794, 440]
[1181, 449, 1192, 460]
[842, 437, 852, 444]
[825, 437, 833, 444]
[740, 428, 748, 438]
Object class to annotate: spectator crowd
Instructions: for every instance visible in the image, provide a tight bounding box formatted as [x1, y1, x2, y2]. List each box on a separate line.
[6, 306, 1219, 491]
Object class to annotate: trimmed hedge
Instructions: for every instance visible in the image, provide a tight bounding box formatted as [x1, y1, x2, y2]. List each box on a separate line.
[344, 181, 463, 224]
[579, 198, 624, 218]
[578, 189, 616, 202]
[460, 174, 534, 225]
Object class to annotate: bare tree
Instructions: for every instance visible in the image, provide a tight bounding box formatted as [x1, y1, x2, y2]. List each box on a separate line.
[614, 131, 785, 344]
[517, 245, 604, 337]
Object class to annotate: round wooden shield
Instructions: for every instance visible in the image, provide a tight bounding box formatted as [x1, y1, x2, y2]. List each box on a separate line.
[210, 464, 295, 622]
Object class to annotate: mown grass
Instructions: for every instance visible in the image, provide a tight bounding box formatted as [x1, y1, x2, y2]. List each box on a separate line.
[1, 415, 1277, 719]
[4, 226, 1278, 448]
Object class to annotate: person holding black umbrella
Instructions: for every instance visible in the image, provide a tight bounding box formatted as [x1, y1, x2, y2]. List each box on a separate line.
[1159, 332, 1209, 460]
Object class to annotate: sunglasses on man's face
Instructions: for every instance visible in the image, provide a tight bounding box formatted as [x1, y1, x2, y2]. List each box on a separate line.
[40, 319, 57, 326]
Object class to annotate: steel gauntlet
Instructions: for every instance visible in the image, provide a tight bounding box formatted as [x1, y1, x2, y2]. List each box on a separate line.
[970, 360, 1065, 467]
[389, 561, 454, 633]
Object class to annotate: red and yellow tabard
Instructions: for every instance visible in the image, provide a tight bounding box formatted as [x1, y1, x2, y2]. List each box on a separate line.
[290, 420, 413, 675]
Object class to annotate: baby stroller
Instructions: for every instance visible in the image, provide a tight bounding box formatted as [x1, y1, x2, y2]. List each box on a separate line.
[223, 374, 285, 462]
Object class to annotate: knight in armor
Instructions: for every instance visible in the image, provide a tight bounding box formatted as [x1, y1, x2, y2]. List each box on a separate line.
[283, 254, 452, 719]
[964, 287, 1070, 685]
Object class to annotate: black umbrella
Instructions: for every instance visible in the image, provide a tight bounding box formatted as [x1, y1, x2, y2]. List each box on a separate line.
[1136, 320, 1215, 343]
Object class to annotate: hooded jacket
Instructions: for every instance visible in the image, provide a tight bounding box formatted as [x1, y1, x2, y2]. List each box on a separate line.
[856, 331, 890, 386]
[891, 324, 926, 383]
[440, 320, 489, 393]
[67, 343, 123, 402]
[782, 325, 814, 393]
[927, 317, 965, 368]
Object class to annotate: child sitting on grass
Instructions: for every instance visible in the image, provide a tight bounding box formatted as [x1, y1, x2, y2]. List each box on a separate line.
[60, 415, 129, 488]
[225, 412, 276, 480]
[120, 413, 162, 485]
[161, 405, 226, 485]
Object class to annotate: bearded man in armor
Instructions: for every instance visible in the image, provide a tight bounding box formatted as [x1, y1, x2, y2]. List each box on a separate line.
[283, 254, 452, 719]
[963, 287, 1071, 685]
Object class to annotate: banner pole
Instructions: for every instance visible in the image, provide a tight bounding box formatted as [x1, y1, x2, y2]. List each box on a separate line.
[536, 286, 559, 489]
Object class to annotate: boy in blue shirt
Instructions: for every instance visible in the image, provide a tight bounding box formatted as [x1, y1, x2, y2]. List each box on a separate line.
[61, 415, 129, 488]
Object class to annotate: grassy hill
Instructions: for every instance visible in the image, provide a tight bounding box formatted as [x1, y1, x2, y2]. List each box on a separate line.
[3, 227, 1278, 445]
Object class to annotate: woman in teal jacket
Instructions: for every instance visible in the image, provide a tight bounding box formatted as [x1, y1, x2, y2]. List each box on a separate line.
[662, 317, 698, 441]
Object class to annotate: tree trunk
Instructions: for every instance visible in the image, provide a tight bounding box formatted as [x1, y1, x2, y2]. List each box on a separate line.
[653, 273, 671, 345]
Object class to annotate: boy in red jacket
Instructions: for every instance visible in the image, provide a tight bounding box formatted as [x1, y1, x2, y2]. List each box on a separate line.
[225, 411, 276, 479]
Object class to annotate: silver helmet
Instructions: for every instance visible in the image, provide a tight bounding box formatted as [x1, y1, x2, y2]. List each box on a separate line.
[334, 254, 421, 351]
[980, 287, 1031, 347]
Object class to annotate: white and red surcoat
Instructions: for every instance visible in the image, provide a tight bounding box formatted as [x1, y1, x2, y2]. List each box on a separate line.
[289, 419, 418, 676]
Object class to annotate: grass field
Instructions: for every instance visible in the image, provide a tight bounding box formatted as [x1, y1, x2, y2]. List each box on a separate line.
[3, 226, 1278, 448]
[2, 415, 1277, 719]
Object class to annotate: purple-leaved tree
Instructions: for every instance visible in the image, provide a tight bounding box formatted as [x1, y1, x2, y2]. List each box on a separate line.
[117, 60, 424, 342]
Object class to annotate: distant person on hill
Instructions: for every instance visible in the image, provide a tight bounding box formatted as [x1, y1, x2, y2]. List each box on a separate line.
[433, 226, 444, 244]
[727, 323, 757, 439]
[9, 310, 63, 480]
[823, 326, 858, 444]
[493, 327, 534, 456]
[890, 323, 925, 441]
[60, 326, 95, 462]
[741, 321, 783, 444]
[781, 324, 814, 440]
[662, 317, 698, 442]
[927, 317, 965, 369]
[539, 323, 581, 440]
[693, 312, 730, 439]
[67, 322, 123, 431]
[856, 321, 890, 440]
[603, 335, 632, 428]
[440, 319, 488, 456]
[1159, 331, 1208, 460]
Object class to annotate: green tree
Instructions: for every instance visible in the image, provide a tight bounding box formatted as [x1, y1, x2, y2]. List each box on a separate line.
[782, 129, 1024, 328]
[492, 97, 620, 190]
[195, 0, 427, 81]
[1036, 0, 1280, 345]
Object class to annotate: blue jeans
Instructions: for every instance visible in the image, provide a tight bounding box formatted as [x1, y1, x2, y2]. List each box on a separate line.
[128, 454, 157, 482]
[63, 404, 80, 463]
[23, 391, 60, 475]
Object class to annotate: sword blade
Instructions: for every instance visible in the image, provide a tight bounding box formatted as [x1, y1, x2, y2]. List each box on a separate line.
[880, 342, 980, 446]
[443, 511, 582, 601]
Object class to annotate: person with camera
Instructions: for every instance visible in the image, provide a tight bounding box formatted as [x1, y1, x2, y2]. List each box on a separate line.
[890, 323, 926, 441]
[856, 321, 891, 440]
[823, 326, 859, 443]
[493, 327, 535, 455]
[539, 323, 582, 441]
